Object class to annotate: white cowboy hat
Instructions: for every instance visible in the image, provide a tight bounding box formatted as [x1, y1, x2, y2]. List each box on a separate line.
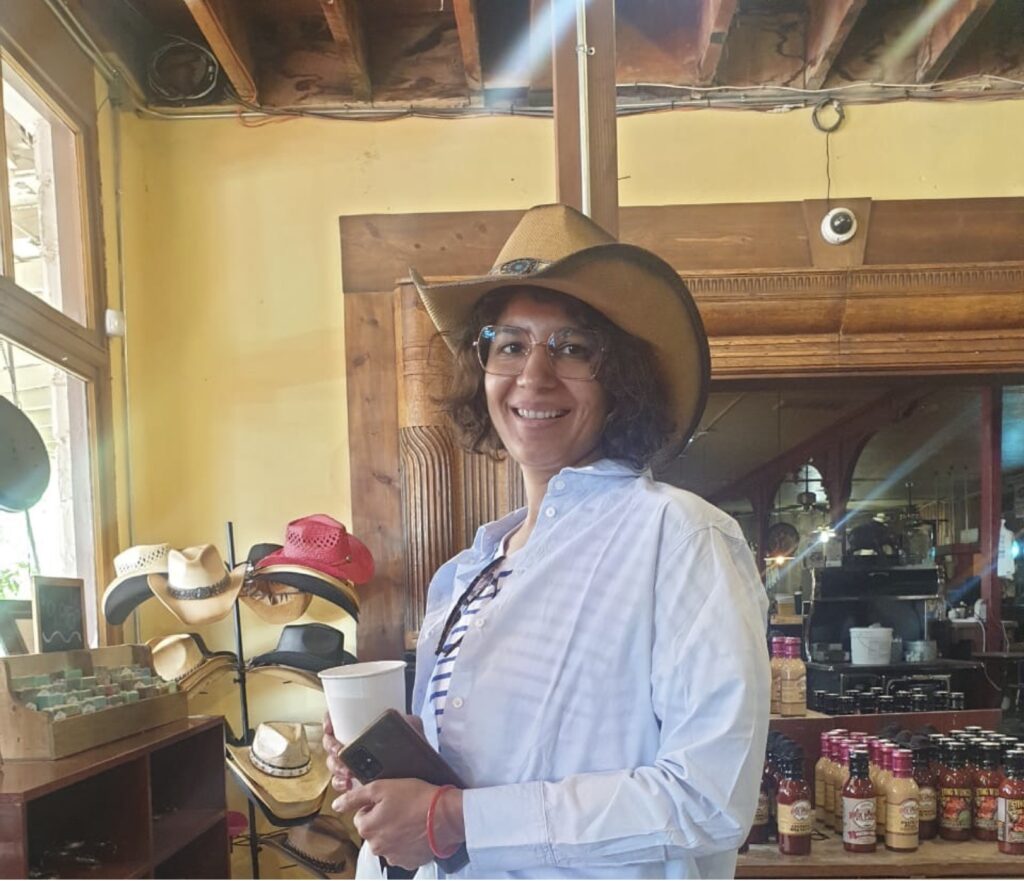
[147, 544, 244, 626]
[102, 543, 170, 625]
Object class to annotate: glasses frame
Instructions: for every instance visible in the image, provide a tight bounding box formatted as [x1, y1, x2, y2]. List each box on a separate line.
[434, 556, 510, 657]
[473, 324, 606, 382]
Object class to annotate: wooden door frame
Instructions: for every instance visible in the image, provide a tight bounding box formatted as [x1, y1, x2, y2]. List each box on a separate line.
[341, 196, 1024, 660]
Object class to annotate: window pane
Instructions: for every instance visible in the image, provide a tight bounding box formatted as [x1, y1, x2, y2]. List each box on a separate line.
[2, 63, 88, 325]
[0, 339, 96, 647]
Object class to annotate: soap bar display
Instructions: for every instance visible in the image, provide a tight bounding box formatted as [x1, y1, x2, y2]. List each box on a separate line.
[11, 664, 178, 720]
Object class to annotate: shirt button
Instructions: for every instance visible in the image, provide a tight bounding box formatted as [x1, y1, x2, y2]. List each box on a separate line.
[554, 479, 566, 491]
[545, 506, 556, 518]
[451, 697, 464, 709]
[474, 618, 485, 629]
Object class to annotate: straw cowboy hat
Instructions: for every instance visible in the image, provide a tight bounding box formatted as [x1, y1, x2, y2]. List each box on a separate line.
[249, 516, 372, 621]
[147, 632, 237, 692]
[102, 543, 170, 625]
[261, 816, 359, 879]
[148, 544, 244, 626]
[237, 542, 313, 624]
[410, 203, 711, 458]
[226, 722, 329, 821]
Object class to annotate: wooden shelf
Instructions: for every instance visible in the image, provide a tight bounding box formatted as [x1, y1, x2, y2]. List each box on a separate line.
[0, 716, 228, 880]
[739, 824, 1022, 877]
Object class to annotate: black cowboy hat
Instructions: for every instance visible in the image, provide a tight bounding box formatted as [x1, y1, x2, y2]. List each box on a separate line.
[248, 623, 357, 673]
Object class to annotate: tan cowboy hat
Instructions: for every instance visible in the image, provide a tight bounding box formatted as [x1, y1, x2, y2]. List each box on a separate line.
[147, 632, 237, 692]
[234, 542, 313, 624]
[410, 203, 711, 458]
[147, 544, 244, 626]
[226, 722, 329, 821]
[261, 816, 359, 879]
[102, 543, 170, 625]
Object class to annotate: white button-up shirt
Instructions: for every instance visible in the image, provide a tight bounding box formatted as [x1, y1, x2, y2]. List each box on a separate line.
[413, 459, 770, 879]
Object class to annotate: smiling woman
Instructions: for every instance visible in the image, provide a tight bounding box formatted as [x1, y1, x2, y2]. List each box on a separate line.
[325, 204, 770, 880]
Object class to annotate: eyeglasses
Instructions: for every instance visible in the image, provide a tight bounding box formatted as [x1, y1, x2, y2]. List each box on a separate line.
[474, 325, 605, 381]
[435, 556, 511, 657]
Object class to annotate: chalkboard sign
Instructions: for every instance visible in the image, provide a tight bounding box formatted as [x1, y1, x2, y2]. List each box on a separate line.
[31, 576, 86, 653]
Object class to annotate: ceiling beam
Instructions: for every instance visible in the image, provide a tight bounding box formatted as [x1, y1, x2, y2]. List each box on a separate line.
[695, 0, 739, 85]
[804, 0, 868, 90]
[916, 0, 996, 83]
[318, 0, 372, 102]
[182, 0, 258, 103]
[452, 0, 483, 92]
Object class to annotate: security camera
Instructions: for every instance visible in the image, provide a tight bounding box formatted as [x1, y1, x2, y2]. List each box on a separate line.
[820, 207, 857, 245]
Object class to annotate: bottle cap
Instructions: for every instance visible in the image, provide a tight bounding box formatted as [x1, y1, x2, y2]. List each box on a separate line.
[892, 749, 913, 774]
[839, 741, 851, 764]
[849, 750, 870, 776]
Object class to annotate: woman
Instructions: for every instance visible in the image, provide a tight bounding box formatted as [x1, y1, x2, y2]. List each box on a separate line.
[328, 204, 770, 879]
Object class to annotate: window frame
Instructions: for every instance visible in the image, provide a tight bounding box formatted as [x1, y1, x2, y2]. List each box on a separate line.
[0, 16, 120, 646]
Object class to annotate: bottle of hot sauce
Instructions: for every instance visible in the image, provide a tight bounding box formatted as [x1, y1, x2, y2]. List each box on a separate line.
[779, 638, 807, 717]
[815, 732, 832, 826]
[998, 750, 1024, 855]
[886, 749, 920, 852]
[832, 741, 852, 831]
[939, 742, 973, 840]
[777, 756, 813, 855]
[914, 746, 938, 840]
[825, 738, 843, 831]
[842, 750, 877, 853]
[973, 742, 1003, 841]
[769, 636, 785, 715]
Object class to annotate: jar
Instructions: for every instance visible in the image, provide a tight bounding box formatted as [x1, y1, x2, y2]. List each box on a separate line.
[824, 693, 840, 715]
[886, 749, 920, 852]
[877, 695, 895, 715]
[911, 693, 929, 713]
[914, 746, 938, 840]
[939, 743, 973, 840]
[933, 690, 950, 710]
[998, 750, 1024, 854]
[777, 756, 813, 855]
[950, 692, 965, 710]
[838, 695, 856, 716]
[812, 689, 827, 712]
[842, 750, 877, 853]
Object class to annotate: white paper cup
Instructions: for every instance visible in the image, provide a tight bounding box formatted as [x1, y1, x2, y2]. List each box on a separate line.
[318, 660, 407, 744]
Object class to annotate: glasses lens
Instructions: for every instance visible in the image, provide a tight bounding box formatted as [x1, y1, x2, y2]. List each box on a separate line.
[548, 328, 603, 380]
[476, 325, 530, 376]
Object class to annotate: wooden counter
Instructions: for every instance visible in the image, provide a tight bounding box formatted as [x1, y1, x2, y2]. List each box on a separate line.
[738, 827, 1023, 877]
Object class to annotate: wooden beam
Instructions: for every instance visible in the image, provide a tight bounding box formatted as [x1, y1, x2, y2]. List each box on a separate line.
[804, 0, 868, 89]
[318, 0, 372, 102]
[529, 0, 554, 95]
[695, 0, 739, 85]
[552, 0, 619, 236]
[452, 0, 483, 92]
[979, 385, 1003, 652]
[916, 0, 996, 83]
[182, 0, 258, 103]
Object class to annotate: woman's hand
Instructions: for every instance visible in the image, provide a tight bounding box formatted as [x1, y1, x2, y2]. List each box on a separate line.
[332, 778, 465, 871]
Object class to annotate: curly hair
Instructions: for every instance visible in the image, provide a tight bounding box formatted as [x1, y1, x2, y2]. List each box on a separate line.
[437, 286, 674, 469]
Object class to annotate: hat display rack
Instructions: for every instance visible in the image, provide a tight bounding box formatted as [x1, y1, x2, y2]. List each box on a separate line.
[104, 515, 373, 880]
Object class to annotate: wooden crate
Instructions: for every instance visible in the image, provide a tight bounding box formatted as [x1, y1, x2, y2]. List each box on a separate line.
[0, 645, 188, 761]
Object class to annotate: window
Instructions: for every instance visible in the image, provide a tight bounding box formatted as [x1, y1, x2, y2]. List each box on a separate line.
[0, 44, 113, 650]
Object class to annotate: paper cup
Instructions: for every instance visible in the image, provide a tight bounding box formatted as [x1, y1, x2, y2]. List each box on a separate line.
[318, 660, 407, 744]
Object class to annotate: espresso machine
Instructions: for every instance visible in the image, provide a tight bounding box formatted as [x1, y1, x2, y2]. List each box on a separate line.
[803, 563, 993, 707]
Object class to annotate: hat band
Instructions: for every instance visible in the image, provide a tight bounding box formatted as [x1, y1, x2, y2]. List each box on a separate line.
[492, 257, 551, 276]
[166, 573, 232, 601]
[286, 843, 345, 874]
[250, 751, 311, 778]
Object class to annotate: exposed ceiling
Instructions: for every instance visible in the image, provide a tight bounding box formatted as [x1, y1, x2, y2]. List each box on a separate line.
[69, 0, 1024, 114]
[668, 382, 1024, 514]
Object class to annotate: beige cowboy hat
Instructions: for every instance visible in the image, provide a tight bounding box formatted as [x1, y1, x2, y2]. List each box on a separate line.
[261, 816, 359, 879]
[235, 542, 313, 625]
[410, 203, 711, 458]
[102, 543, 170, 625]
[146, 632, 237, 693]
[226, 722, 329, 821]
[148, 544, 244, 626]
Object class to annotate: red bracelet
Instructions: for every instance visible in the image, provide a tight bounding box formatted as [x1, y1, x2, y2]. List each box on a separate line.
[426, 784, 460, 860]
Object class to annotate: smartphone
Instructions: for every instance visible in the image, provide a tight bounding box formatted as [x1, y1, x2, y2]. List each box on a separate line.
[341, 709, 470, 874]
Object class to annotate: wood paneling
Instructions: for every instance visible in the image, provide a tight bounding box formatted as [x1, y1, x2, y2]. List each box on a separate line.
[344, 290, 403, 661]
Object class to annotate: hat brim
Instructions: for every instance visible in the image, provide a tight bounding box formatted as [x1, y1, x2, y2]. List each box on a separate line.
[240, 582, 313, 625]
[147, 569, 244, 626]
[246, 664, 326, 691]
[178, 658, 238, 693]
[226, 757, 326, 825]
[250, 566, 360, 622]
[249, 649, 358, 674]
[411, 242, 710, 459]
[102, 573, 161, 625]
[257, 534, 374, 586]
[225, 748, 329, 819]
[260, 824, 358, 879]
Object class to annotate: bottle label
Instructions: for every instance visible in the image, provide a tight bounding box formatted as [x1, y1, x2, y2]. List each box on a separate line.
[778, 799, 813, 836]
[939, 787, 973, 831]
[998, 797, 1024, 844]
[918, 785, 937, 822]
[974, 787, 998, 831]
[753, 791, 769, 826]
[780, 677, 806, 704]
[887, 797, 919, 836]
[843, 796, 876, 845]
